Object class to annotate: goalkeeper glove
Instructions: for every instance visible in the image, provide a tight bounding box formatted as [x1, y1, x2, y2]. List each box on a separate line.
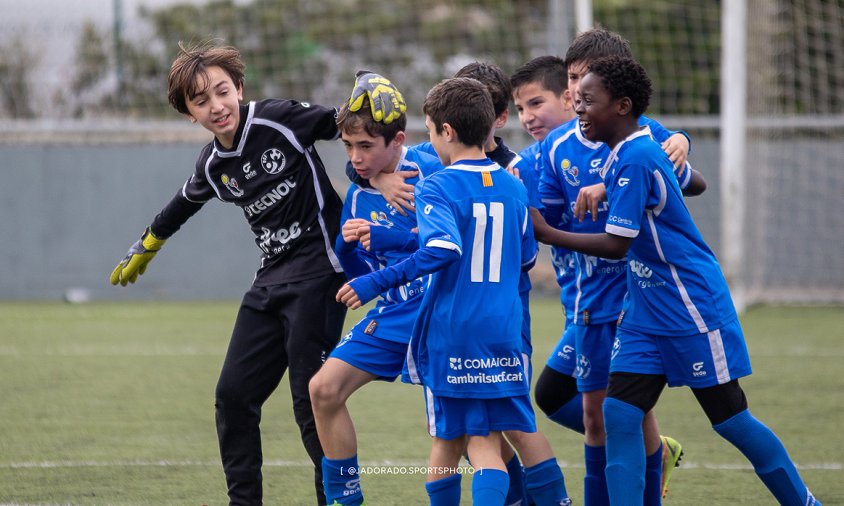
[110, 227, 166, 286]
[348, 71, 407, 124]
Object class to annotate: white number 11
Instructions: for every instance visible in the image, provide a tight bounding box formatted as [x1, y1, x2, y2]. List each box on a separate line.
[471, 202, 504, 282]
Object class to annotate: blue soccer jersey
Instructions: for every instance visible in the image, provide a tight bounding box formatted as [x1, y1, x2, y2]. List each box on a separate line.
[601, 127, 737, 335]
[407, 159, 537, 398]
[521, 141, 577, 325]
[336, 146, 442, 344]
[539, 116, 690, 325]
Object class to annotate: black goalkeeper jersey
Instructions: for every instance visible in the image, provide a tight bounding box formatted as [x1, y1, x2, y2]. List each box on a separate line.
[151, 99, 344, 287]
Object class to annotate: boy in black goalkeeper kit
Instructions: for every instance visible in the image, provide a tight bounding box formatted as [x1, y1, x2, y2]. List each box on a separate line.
[109, 41, 405, 505]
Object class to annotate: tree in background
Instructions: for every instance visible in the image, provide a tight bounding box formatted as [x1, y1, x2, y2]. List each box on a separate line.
[0, 35, 38, 118]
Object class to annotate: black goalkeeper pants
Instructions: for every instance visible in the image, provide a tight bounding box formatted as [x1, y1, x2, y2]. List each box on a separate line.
[215, 272, 347, 506]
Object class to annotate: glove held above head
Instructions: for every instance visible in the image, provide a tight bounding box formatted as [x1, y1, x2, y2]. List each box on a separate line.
[348, 71, 407, 125]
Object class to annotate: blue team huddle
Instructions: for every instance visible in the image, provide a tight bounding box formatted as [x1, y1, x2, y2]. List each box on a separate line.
[111, 31, 821, 506]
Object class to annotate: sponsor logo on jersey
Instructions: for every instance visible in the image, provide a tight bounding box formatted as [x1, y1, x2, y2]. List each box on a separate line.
[576, 354, 591, 379]
[629, 259, 653, 279]
[692, 361, 707, 377]
[589, 158, 603, 174]
[423, 204, 433, 215]
[364, 320, 378, 335]
[618, 177, 630, 187]
[244, 178, 297, 217]
[242, 161, 258, 180]
[258, 222, 302, 255]
[551, 250, 575, 278]
[630, 259, 667, 288]
[561, 158, 580, 186]
[260, 148, 286, 174]
[607, 215, 633, 226]
[397, 278, 427, 301]
[369, 210, 394, 228]
[220, 174, 244, 197]
[449, 355, 522, 373]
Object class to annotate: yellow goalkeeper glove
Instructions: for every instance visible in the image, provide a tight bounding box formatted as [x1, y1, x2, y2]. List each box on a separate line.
[348, 71, 407, 124]
[110, 227, 166, 286]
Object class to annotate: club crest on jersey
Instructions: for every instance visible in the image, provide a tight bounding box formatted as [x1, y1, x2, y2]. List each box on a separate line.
[261, 148, 286, 174]
[220, 174, 244, 197]
[561, 158, 580, 186]
[369, 210, 393, 228]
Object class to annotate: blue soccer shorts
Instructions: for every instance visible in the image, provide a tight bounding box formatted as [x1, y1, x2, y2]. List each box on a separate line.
[610, 318, 753, 388]
[545, 322, 577, 377]
[423, 388, 537, 440]
[574, 321, 615, 393]
[329, 328, 409, 381]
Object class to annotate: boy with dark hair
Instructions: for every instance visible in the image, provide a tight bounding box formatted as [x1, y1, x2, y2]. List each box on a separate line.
[338, 77, 568, 506]
[546, 54, 821, 506]
[309, 96, 443, 506]
[110, 41, 404, 505]
[527, 29, 704, 504]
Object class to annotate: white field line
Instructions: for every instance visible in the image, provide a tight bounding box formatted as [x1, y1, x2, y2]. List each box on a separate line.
[0, 346, 221, 356]
[0, 459, 840, 471]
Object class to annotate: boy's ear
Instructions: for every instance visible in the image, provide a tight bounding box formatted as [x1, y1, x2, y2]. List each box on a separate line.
[442, 122, 456, 142]
[562, 89, 573, 111]
[617, 96, 633, 117]
[391, 130, 407, 146]
[185, 113, 197, 124]
[494, 108, 509, 129]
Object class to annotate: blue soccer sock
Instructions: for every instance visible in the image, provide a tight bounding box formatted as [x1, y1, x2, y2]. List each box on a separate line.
[472, 468, 509, 506]
[322, 455, 363, 505]
[603, 397, 646, 506]
[504, 453, 529, 506]
[584, 444, 610, 506]
[643, 442, 663, 506]
[426, 474, 462, 506]
[548, 393, 586, 434]
[525, 457, 569, 505]
[714, 409, 818, 506]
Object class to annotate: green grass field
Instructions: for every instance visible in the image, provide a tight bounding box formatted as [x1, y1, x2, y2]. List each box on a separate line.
[1, 299, 842, 505]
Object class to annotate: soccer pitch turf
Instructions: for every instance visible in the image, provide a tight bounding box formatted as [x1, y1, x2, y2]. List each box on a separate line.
[0, 300, 841, 505]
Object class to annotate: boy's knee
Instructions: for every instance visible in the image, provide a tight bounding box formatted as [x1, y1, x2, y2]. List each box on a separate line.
[582, 400, 605, 436]
[308, 371, 342, 409]
[534, 367, 579, 415]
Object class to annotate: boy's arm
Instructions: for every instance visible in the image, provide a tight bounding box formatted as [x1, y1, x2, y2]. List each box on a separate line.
[680, 164, 708, 196]
[337, 246, 459, 309]
[110, 191, 205, 286]
[661, 132, 690, 169]
[335, 217, 380, 279]
[368, 171, 418, 215]
[337, 179, 458, 308]
[540, 229, 632, 260]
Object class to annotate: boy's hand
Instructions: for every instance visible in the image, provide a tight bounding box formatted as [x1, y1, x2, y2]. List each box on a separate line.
[573, 183, 607, 222]
[110, 228, 166, 286]
[370, 170, 417, 215]
[341, 218, 370, 243]
[349, 71, 407, 124]
[336, 282, 362, 309]
[661, 133, 690, 169]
